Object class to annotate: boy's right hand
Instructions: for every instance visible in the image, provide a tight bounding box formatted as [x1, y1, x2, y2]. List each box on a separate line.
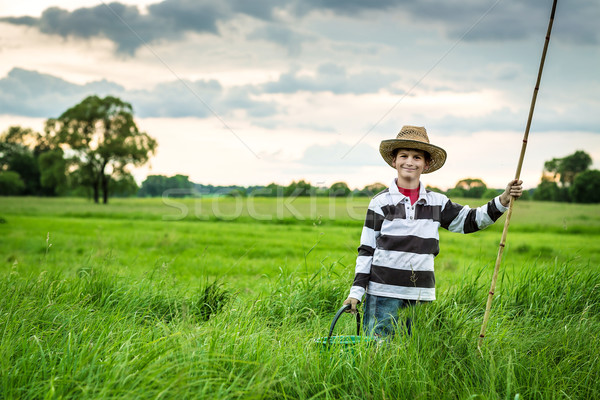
[343, 297, 360, 314]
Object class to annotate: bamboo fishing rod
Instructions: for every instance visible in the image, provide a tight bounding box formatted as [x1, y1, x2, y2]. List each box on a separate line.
[478, 0, 558, 349]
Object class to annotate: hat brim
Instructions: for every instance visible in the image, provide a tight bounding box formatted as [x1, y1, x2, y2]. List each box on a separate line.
[379, 139, 447, 173]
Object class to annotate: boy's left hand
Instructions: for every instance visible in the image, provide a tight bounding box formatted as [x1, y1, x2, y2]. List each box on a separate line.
[500, 179, 523, 207]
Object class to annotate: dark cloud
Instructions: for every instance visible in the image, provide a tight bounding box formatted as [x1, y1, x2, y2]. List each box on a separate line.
[247, 24, 315, 56]
[128, 79, 222, 118]
[130, 81, 280, 118]
[261, 63, 402, 95]
[289, 0, 598, 45]
[2, 1, 229, 54]
[3, 66, 596, 134]
[425, 102, 600, 137]
[0, 1, 292, 55]
[228, 0, 281, 21]
[290, 0, 401, 17]
[220, 87, 280, 118]
[0, 63, 401, 120]
[0, 0, 597, 55]
[0, 68, 278, 119]
[0, 68, 125, 117]
[405, 0, 598, 44]
[0, 16, 37, 25]
[296, 0, 598, 45]
[145, 1, 224, 34]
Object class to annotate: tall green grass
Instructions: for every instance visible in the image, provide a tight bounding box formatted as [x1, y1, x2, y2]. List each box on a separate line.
[2, 261, 599, 399]
[1, 196, 599, 398]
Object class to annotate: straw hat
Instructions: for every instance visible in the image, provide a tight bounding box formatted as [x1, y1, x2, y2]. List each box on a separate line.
[379, 125, 447, 173]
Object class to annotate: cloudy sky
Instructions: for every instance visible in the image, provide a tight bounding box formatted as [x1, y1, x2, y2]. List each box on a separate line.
[1, 0, 599, 190]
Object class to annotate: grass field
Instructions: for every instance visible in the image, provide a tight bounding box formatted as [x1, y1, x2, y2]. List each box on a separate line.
[1, 196, 600, 399]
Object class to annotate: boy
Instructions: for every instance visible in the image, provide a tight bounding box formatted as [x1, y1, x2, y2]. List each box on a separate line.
[343, 125, 523, 337]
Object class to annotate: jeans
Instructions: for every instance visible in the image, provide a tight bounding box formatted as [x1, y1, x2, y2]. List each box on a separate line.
[363, 293, 418, 337]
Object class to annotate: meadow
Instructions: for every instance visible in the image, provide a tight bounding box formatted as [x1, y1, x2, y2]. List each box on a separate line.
[1, 195, 599, 399]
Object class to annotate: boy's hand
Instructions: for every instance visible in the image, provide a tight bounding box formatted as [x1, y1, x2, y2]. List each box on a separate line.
[343, 297, 360, 314]
[500, 179, 524, 207]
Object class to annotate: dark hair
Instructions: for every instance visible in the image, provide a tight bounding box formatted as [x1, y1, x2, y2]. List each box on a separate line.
[392, 148, 431, 162]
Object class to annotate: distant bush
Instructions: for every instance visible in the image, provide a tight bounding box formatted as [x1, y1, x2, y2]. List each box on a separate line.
[482, 188, 501, 199]
[570, 170, 600, 203]
[0, 171, 25, 195]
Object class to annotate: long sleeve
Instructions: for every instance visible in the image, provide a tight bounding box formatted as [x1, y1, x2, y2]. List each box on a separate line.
[348, 196, 384, 301]
[440, 196, 508, 234]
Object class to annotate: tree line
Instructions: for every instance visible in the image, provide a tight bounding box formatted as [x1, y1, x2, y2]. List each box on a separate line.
[1, 95, 599, 203]
[137, 176, 502, 199]
[137, 176, 388, 198]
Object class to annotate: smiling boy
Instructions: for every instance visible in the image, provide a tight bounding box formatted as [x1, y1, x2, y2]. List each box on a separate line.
[343, 125, 523, 337]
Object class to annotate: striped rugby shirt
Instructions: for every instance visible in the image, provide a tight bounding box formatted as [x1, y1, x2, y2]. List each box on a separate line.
[348, 179, 508, 302]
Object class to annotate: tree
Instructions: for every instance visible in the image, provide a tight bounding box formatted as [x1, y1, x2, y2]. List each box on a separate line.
[1, 125, 67, 196]
[544, 150, 592, 187]
[446, 187, 466, 198]
[455, 178, 487, 198]
[168, 174, 194, 194]
[46, 95, 157, 203]
[284, 180, 313, 196]
[0, 171, 25, 195]
[138, 174, 194, 197]
[359, 182, 386, 197]
[263, 183, 284, 197]
[38, 149, 68, 196]
[110, 173, 139, 198]
[0, 140, 40, 195]
[570, 170, 600, 203]
[482, 188, 501, 199]
[533, 179, 560, 201]
[1, 126, 40, 149]
[138, 175, 168, 197]
[329, 182, 351, 197]
[425, 185, 444, 194]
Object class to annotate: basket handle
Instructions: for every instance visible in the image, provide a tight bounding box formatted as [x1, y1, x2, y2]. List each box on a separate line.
[327, 304, 361, 344]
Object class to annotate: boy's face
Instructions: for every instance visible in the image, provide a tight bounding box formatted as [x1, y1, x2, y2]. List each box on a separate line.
[392, 148, 430, 182]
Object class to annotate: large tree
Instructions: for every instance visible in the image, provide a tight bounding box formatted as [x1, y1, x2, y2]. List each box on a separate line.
[46, 95, 157, 203]
[543, 150, 592, 187]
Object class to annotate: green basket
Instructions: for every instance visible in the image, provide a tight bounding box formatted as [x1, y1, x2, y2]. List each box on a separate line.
[314, 304, 376, 349]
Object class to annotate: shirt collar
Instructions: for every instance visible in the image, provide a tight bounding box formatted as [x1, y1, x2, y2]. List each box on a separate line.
[390, 178, 429, 204]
